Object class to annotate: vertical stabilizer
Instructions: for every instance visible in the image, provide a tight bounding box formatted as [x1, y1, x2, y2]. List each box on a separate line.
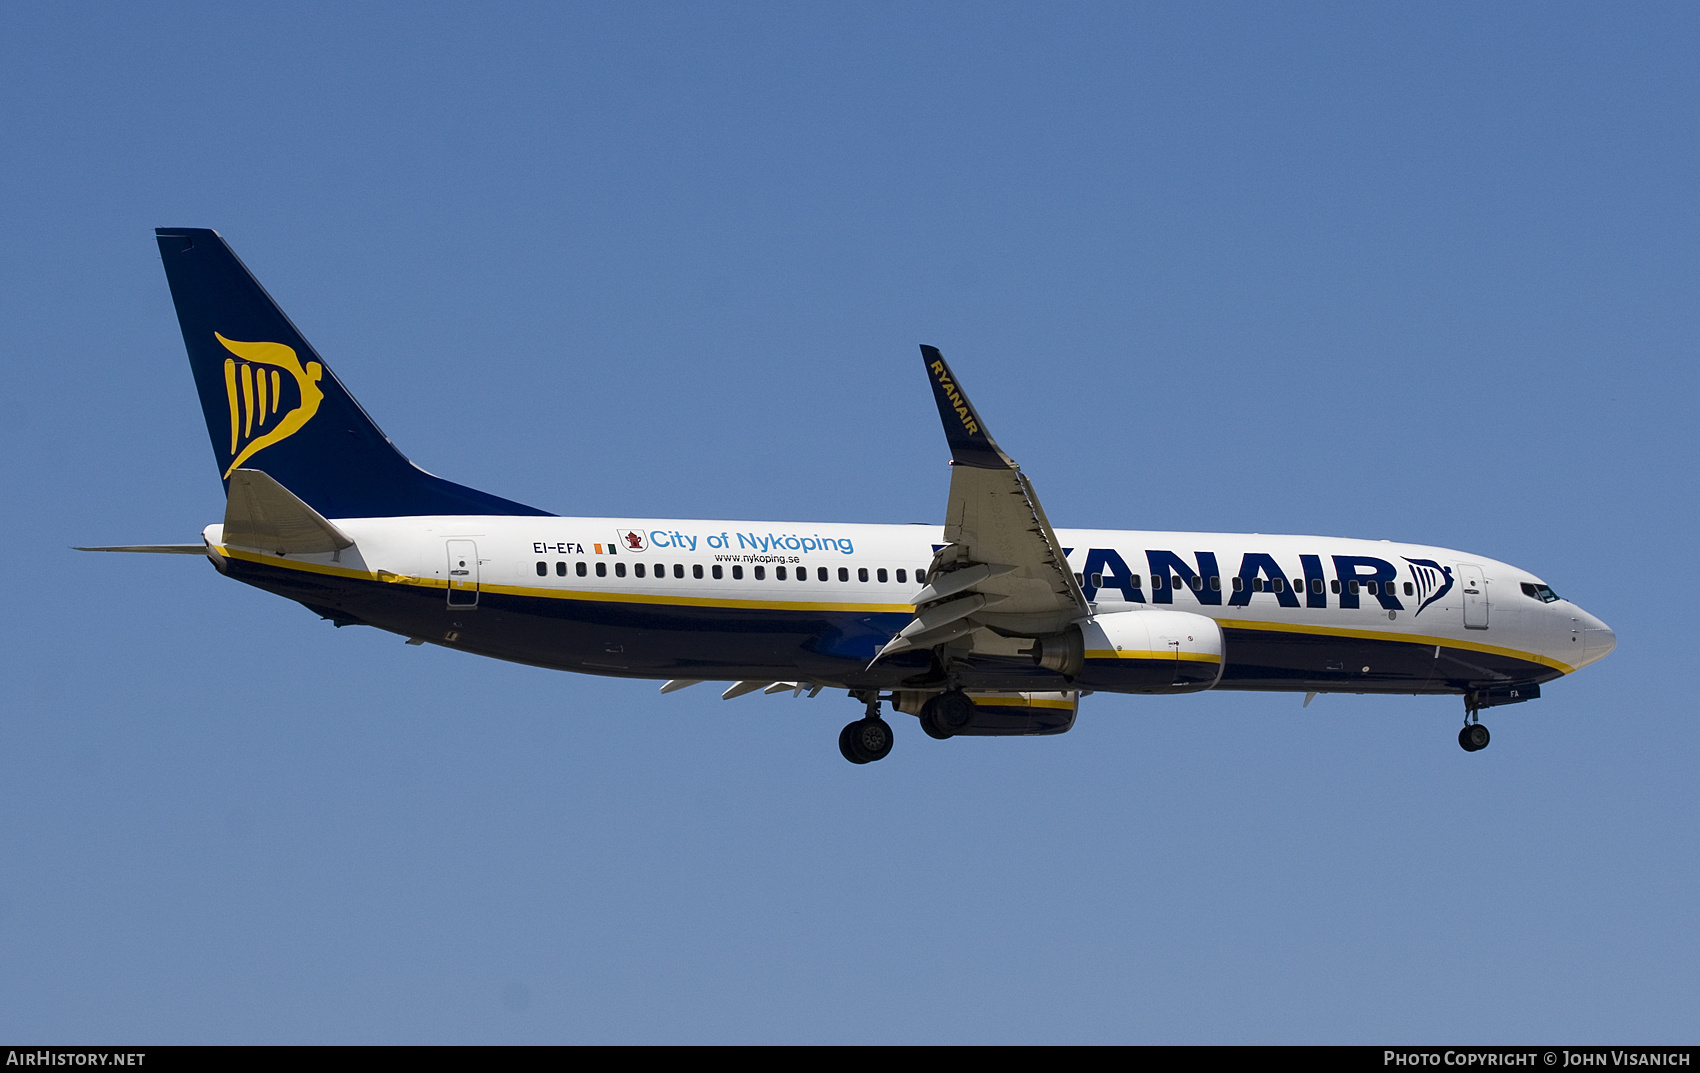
[155, 228, 550, 519]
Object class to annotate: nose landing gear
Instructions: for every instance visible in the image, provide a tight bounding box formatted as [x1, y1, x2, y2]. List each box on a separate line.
[1459, 695, 1490, 752]
[1458, 722, 1491, 752]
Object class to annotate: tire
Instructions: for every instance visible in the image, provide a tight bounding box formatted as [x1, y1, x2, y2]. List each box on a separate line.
[854, 718, 894, 761]
[1459, 723, 1490, 752]
[840, 721, 871, 764]
[934, 690, 978, 733]
[918, 696, 954, 740]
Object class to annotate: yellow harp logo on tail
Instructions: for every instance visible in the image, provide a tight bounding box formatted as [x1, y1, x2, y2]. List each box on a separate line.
[216, 333, 324, 478]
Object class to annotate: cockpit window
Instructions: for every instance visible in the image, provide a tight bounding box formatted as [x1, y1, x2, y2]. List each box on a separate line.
[1521, 582, 1561, 603]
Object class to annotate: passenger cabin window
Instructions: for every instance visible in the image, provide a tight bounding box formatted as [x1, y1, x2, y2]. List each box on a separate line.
[1130, 574, 1142, 589]
[1271, 578, 1284, 593]
[1521, 582, 1560, 603]
[896, 569, 907, 584]
[1190, 576, 1203, 591]
[732, 565, 743, 580]
[1312, 579, 1324, 594]
[776, 566, 786, 580]
[577, 562, 587, 577]
[595, 562, 607, 577]
[693, 564, 704, 579]
[712, 565, 723, 579]
[1348, 580, 1359, 594]
[1210, 576, 1221, 591]
[1232, 577, 1245, 592]
[1089, 572, 1103, 588]
[858, 568, 869, 582]
[615, 563, 626, 578]
[877, 568, 888, 583]
[556, 562, 567, 577]
[754, 566, 765, 580]
[1331, 579, 1341, 594]
[1403, 581, 1414, 595]
[634, 563, 645, 578]
[838, 567, 849, 582]
[1253, 578, 1266, 592]
[916, 569, 927, 584]
[535, 562, 547, 577]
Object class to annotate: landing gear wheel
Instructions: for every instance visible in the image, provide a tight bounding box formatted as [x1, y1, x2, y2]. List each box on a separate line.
[839, 722, 870, 764]
[933, 690, 978, 734]
[918, 696, 954, 740]
[840, 718, 894, 764]
[1459, 723, 1490, 752]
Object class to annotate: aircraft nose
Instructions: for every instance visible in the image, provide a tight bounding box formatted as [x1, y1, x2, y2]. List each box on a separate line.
[1575, 608, 1616, 666]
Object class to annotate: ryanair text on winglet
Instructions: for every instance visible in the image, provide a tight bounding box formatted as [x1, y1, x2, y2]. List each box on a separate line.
[930, 360, 979, 437]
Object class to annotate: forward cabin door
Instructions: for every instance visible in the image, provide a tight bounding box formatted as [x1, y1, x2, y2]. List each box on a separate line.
[1458, 562, 1488, 629]
[447, 540, 480, 608]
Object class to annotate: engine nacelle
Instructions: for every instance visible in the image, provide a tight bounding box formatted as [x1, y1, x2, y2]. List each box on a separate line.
[1071, 608, 1224, 694]
[892, 690, 1079, 736]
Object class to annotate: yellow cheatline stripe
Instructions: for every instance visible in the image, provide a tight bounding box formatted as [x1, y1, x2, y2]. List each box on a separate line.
[968, 696, 1077, 710]
[1215, 618, 1575, 674]
[216, 546, 916, 614]
[219, 546, 374, 579]
[1085, 648, 1221, 663]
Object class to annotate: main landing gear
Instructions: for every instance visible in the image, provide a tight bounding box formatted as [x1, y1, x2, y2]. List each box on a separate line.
[838, 689, 982, 763]
[918, 690, 977, 739]
[840, 692, 894, 765]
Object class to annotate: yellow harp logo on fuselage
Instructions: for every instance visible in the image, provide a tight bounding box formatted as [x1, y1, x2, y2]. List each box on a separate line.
[216, 333, 324, 478]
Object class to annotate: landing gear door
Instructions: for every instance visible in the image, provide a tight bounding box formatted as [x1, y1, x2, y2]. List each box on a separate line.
[1459, 562, 1488, 629]
[447, 539, 480, 608]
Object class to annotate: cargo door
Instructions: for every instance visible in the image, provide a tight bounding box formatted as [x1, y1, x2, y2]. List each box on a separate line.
[447, 539, 480, 608]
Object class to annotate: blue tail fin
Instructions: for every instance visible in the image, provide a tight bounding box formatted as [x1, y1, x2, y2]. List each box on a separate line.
[155, 228, 551, 519]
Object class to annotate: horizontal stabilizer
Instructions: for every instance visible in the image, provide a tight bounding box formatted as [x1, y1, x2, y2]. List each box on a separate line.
[74, 544, 205, 554]
[223, 468, 353, 556]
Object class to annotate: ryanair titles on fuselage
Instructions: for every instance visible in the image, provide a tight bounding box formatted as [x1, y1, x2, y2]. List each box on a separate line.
[514, 520, 1480, 619]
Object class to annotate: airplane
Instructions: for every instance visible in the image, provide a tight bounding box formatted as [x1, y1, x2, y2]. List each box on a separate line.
[79, 227, 1617, 764]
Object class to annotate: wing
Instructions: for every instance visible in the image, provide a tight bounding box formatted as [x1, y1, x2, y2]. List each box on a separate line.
[873, 347, 1087, 662]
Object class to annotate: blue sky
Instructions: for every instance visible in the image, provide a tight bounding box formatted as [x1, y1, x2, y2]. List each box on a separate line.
[1, 3, 1695, 1042]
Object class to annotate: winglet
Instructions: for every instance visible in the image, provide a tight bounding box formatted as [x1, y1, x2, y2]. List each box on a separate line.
[920, 346, 1014, 470]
